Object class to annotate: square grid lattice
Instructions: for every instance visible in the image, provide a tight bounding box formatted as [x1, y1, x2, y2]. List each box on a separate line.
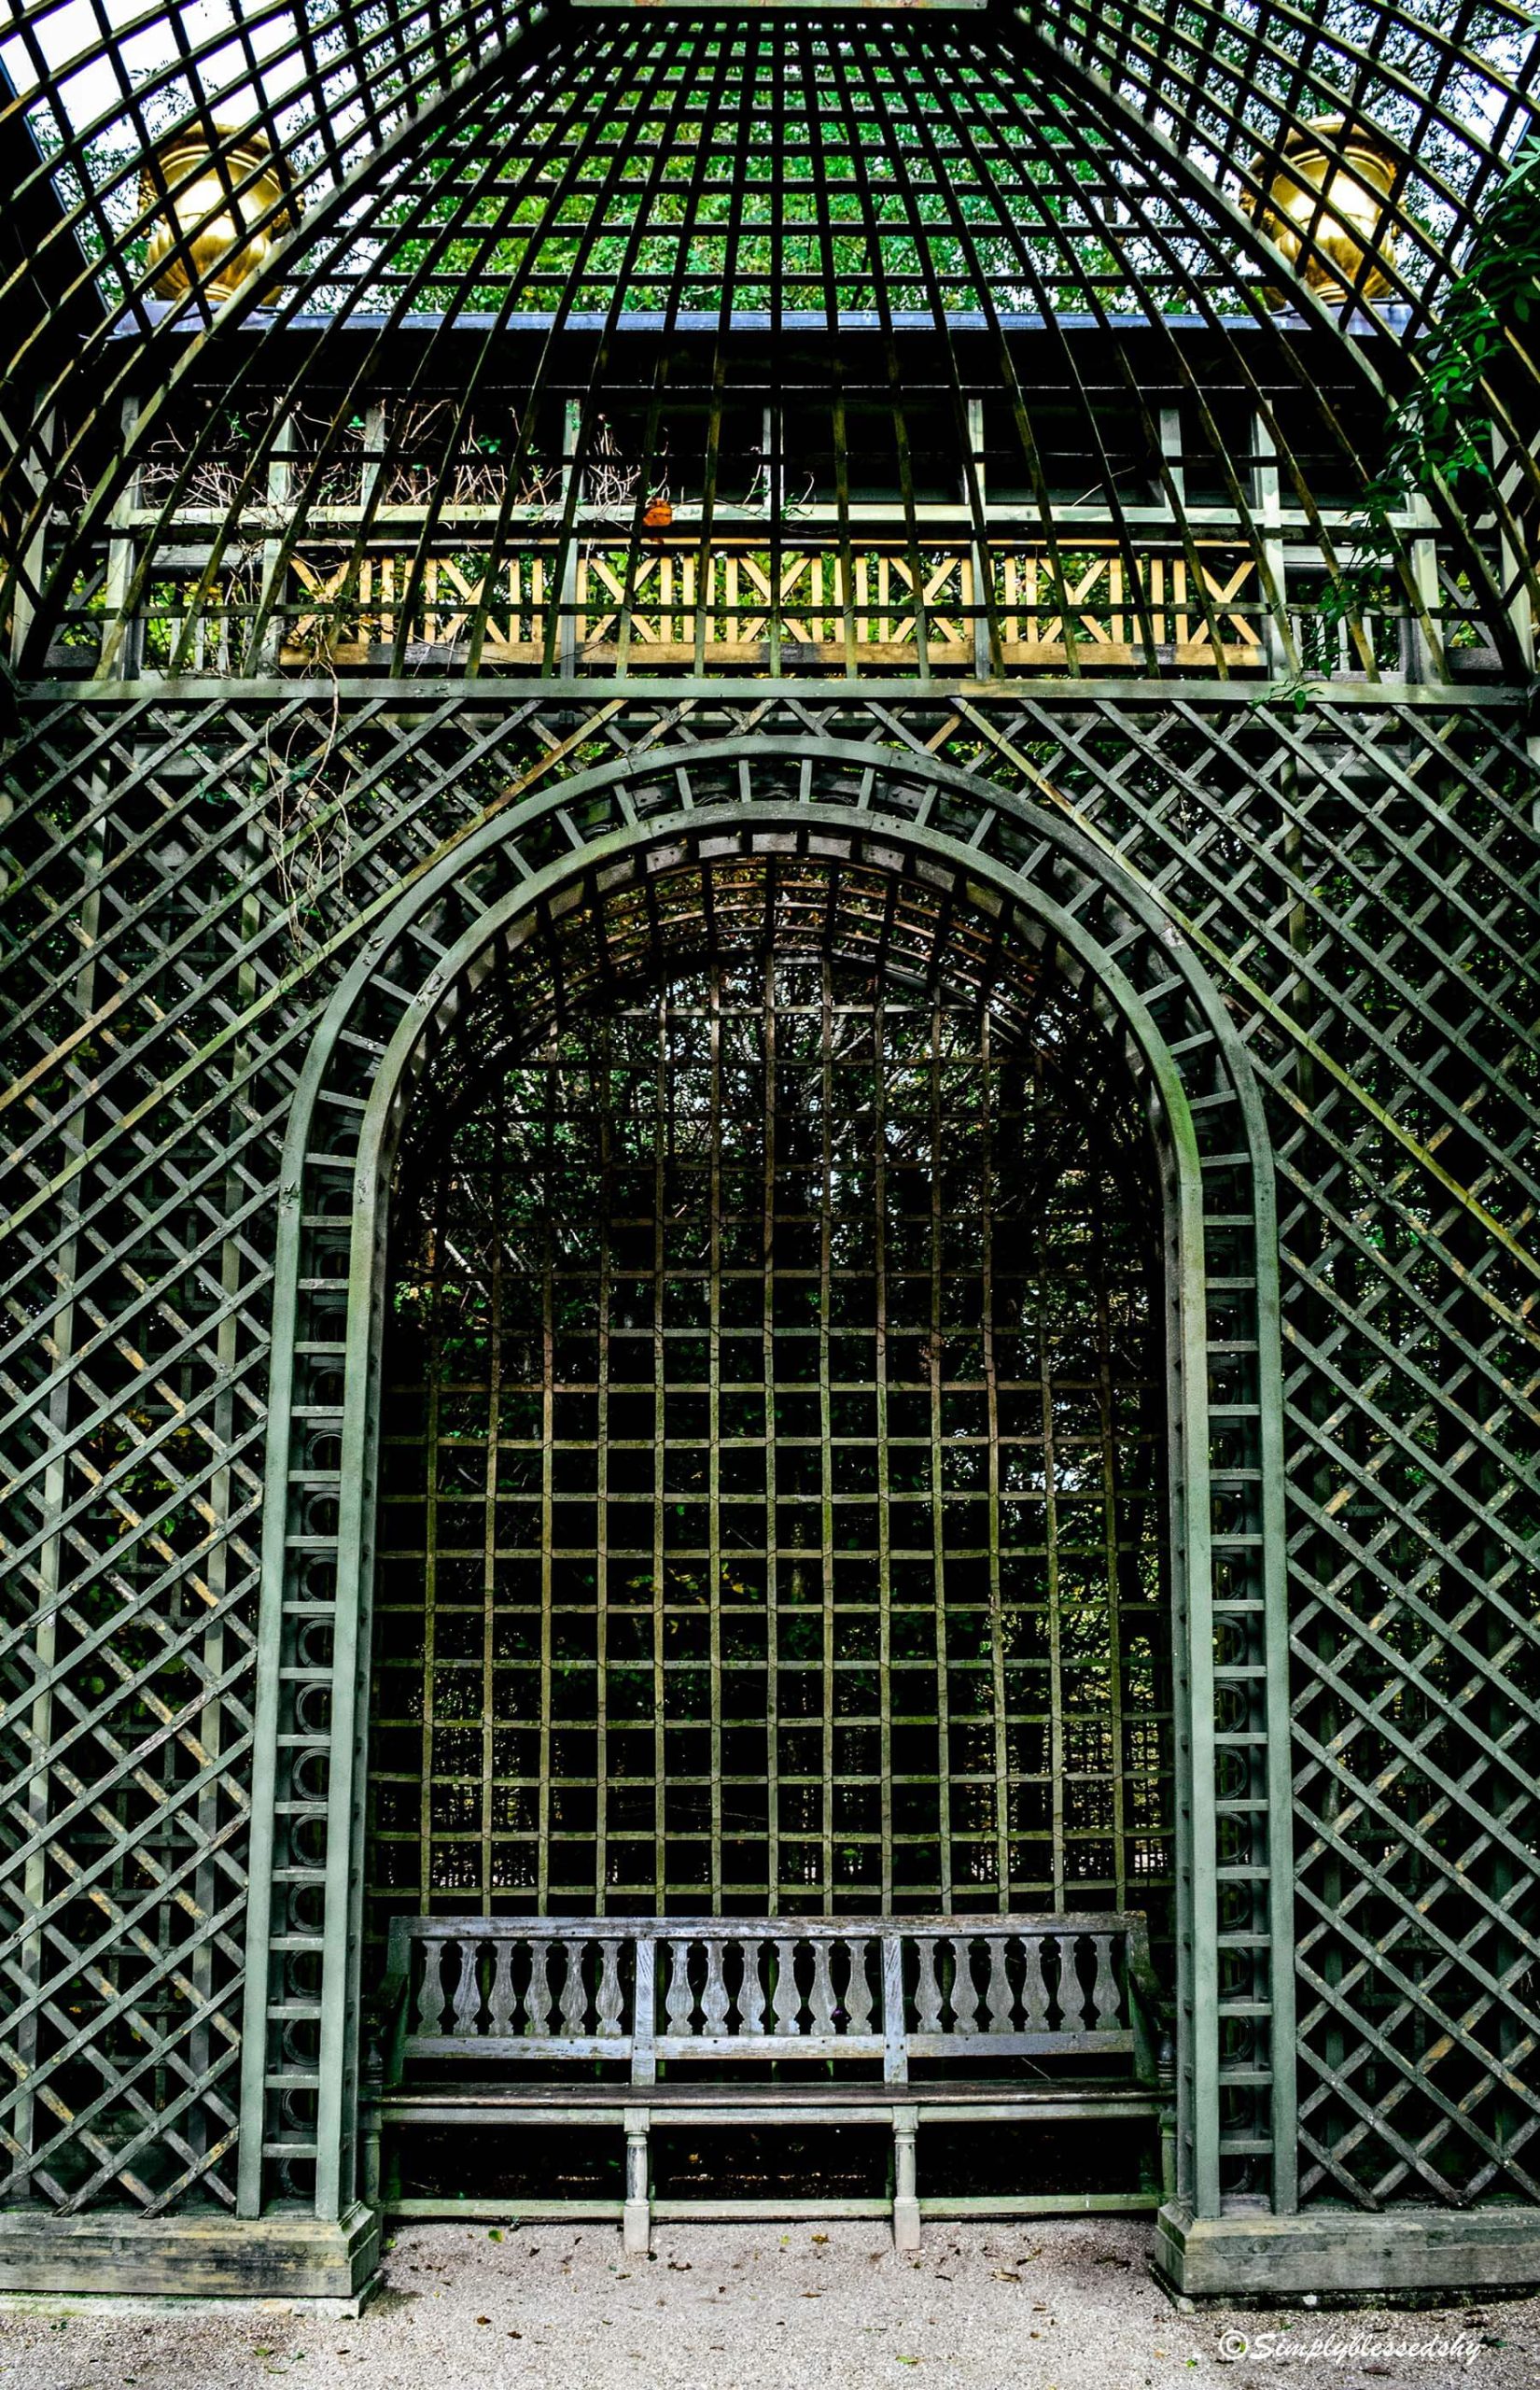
[368, 949, 1170, 1937]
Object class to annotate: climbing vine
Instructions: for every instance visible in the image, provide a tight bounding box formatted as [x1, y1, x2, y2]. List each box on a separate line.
[1327, 133, 1540, 629]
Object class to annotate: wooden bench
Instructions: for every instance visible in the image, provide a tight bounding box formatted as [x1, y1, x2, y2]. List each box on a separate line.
[364, 1913, 1171, 2251]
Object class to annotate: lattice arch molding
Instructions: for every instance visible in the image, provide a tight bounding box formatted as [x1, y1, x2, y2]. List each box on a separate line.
[212, 738, 1292, 2287]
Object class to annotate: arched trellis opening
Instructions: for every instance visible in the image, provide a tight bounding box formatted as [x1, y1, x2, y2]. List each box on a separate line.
[368, 847, 1174, 1954]
[236, 736, 1290, 2242]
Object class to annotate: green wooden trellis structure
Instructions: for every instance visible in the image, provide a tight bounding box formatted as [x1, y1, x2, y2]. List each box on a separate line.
[2, 0, 1538, 2302]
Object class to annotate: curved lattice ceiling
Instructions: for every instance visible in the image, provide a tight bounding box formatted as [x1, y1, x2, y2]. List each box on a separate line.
[2, 1, 1535, 677]
[6, 0, 1533, 331]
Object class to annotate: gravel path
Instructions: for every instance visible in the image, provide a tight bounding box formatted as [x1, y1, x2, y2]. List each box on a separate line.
[3, 2220, 1537, 2390]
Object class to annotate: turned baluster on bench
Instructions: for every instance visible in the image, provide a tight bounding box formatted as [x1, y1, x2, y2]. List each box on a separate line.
[1053, 1933, 1085, 2030]
[487, 1940, 517, 2036]
[948, 1934, 982, 2035]
[701, 1941, 730, 2034]
[525, 1940, 554, 2036]
[451, 1936, 483, 2035]
[559, 1940, 590, 2037]
[595, 1938, 624, 2039]
[738, 1937, 767, 2034]
[1088, 1933, 1123, 2032]
[1019, 1932, 1052, 2031]
[912, 1936, 944, 2035]
[772, 1936, 801, 2035]
[985, 1937, 1015, 2034]
[806, 1941, 836, 2037]
[665, 1939, 696, 2034]
[416, 1934, 448, 2035]
[844, 1937, 875, 2034]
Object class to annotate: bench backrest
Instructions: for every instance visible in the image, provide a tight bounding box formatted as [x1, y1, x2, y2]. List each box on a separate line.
[381, 1913, 1156, 2088]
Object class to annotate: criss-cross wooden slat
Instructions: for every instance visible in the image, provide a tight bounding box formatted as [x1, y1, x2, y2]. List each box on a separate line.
[1, 0, 1536, 2274]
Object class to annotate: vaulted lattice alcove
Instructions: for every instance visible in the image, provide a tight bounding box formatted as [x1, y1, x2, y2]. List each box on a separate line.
[358, 845, 1178, 2214]
[366, 853, 1172, 1949]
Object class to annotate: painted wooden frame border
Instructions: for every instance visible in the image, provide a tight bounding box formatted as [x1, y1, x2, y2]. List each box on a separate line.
[235, 737, 1293, 2231]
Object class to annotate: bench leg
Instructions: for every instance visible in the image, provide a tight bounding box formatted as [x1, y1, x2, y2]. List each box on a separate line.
[1160, 2105, 1177, 2200]
[360, 2105, 383, 2209]
[623, 2109, 651, 2256]
[891, 2106, 920, 2255]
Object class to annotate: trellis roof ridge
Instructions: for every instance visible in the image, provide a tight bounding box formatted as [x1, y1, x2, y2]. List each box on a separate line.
[107, 305, 1418, 339]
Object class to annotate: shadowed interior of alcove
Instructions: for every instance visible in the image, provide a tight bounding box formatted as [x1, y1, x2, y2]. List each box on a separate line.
[361, 851, 1177, 2079]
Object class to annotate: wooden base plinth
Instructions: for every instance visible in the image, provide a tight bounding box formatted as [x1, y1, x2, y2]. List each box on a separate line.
[1156, 2199, 1540, 2300]
[0, 2202, 380, 2307]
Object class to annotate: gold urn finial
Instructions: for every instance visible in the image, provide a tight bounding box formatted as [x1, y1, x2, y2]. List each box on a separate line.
[1243, 117, 1401, 310]
[141, 121, 300, 307]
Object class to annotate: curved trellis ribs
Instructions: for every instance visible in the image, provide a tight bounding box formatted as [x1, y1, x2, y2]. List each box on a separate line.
[3, 8, 1534, 677]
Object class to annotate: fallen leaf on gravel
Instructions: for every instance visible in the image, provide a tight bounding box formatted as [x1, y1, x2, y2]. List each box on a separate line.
[668, 2259, 693, 2271]
[992, 2269, 1020, 2282]
[475, 2316, 490, 2326]
[488, 2229, 502, 2242]
[800, 2290, 821, 2299]
[895, 2357, 919, 2368]
[811, 2233, 829, 2243]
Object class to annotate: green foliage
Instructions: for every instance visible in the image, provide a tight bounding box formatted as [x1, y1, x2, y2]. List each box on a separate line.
[1324, 134, 1540, 630]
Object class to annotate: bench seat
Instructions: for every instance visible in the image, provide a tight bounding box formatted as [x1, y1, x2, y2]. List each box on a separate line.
[364, 1913, 1172, 2248]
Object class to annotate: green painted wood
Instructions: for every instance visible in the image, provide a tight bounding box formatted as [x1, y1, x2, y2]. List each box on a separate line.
[3, 675, 1533, 2279]
[235, 752, 1283, 2228]
[1155, 2200, 1540, 2299]
[0, 2206, 379, 2301]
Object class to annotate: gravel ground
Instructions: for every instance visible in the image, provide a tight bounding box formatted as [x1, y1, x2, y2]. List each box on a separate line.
[2, 2220, 1536, 2390]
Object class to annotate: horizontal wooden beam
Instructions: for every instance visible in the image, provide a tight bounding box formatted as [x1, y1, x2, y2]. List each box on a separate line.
[1156, 2200, 1540, 2300]
[0, 2203, 380, 2306]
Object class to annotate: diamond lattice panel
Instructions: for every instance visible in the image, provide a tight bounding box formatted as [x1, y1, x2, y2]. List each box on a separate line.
[1, 686, 1536, 2215]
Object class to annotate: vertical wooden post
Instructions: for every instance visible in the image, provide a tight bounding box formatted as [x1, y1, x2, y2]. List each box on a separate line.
[881, 1932, 908, 2087]
[1251, 409, 1292, 680]
[9, 399, 52, 671]
[968, 396, 990, 680]
[255, 414, 295, 671]
[631, 1937, 656, 2087]
[891, 2104, 920, 2254]
[559, 398, 581, 678]
[623, 2105, 651, 2255]
[98, 396, 143, 681]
